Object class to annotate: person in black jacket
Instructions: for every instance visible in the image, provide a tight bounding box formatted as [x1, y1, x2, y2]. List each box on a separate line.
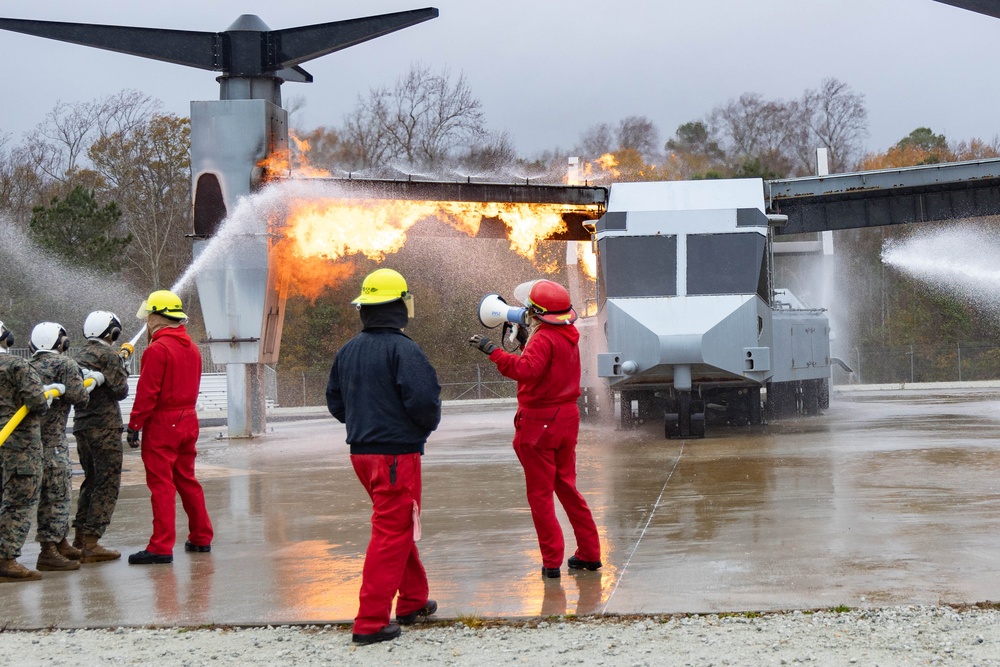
[326, 268, 441, 645]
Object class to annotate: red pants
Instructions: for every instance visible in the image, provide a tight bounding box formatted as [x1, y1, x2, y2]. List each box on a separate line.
[351, 452, 427, 634]
[513, 404, 601, 568]
[139, 409, 214, 555]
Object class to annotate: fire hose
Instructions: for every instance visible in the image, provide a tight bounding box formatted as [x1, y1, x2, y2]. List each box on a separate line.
[0, 324, 147, 447]
[0, 376, 98, 448]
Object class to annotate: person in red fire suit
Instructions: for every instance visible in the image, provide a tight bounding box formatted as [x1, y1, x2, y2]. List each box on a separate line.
[126, 290, 213, 565]
[470, 279, 602, 579]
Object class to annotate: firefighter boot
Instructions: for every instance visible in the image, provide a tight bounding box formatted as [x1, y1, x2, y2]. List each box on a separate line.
[37, 542, 81, 571]
[80, 535, 121, 563]
[0, 558, 43, 582]
[57, 537, 82, 561]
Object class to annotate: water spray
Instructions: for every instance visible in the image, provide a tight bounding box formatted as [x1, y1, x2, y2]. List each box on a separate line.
[881, 225, 1000, 319]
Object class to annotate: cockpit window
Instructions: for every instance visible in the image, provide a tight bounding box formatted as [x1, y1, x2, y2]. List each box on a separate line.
[598, 235, 677, 299]
[687, 233, 767, 299]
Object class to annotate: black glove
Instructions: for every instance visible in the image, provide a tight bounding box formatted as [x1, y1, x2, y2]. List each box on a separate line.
[126, 428, 140, 449]
[469, 334, 497, 355]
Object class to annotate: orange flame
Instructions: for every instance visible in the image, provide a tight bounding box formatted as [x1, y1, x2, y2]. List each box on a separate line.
[258, 131, 332, 182]
[257, 142, 602, 299]
[576, 153, 621, 183]
[270, 198, 601, 299]
[580, 241, 598, 280]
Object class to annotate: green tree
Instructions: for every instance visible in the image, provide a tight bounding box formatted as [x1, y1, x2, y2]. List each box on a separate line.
[897, 127, 948, 154]
[29, 186, 132, 272]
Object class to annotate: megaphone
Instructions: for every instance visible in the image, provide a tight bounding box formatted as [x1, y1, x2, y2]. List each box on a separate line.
[478, 293, 528, 329]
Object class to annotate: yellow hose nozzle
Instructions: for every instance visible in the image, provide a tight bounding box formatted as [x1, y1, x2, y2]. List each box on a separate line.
[119, 342, 135, 360]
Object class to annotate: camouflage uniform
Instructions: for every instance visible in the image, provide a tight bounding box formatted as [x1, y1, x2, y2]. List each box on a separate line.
[30, 352, 88, 543]
[71, 339, 129, 538]
[0, 353, 48, 560]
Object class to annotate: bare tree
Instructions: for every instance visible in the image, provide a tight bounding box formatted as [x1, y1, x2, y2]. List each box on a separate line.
[458, 130, 518, 174]
[19, 90, 160, 195]
[23, 100, 102, 187]
[801, 78, 868, 173]
[710, 93, 808, 178]
[0, 143, 47, 226]
[342, 64, 487, 173]
[577, 123, 614, 159]
[88, 113, 191, 290]
[617, 115, 660, 158]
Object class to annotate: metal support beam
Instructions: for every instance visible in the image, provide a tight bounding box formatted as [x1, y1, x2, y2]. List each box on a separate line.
[765, 158, 1000, 235]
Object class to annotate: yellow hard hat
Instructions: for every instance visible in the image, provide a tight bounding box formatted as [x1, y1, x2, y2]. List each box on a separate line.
[352, 269, 408, 306]
[137, 289, 187, 321]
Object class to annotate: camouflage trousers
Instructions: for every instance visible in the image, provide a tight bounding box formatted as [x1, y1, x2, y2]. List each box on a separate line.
[35, 443, 73, 543]
[0, 435, 43, 559]
[72, 428, 123, 538]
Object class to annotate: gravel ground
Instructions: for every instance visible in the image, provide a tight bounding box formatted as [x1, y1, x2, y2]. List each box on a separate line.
[2, 605, 1000, 666]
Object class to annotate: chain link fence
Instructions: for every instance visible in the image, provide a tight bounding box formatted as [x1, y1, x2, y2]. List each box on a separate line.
[275, 363, 518, 407]
[836, 344, 1000, 385]
[16, 342, 999, 408]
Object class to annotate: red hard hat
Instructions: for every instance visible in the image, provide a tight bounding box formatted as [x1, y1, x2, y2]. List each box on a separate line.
[526, 280, 578, 325]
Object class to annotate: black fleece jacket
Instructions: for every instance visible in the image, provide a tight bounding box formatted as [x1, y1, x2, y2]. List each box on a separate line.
[325, 300, 442, 454]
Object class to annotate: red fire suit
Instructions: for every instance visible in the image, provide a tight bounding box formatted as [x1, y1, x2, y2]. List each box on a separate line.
[488, 322, 601, 569]
[350, 452, 427, 634]
[128, 325, 213, 555]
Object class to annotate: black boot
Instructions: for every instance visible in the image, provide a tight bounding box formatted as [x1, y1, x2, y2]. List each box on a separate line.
[352, 623, 401, 644]
[128, 550, 173, 564]
[568, 555, 603, 571]
[396, 600, 437, 625]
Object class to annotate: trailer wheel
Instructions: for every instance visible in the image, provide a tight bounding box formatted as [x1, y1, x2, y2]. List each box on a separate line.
[664, 392, 705, 439]
[766, 382, 796, 420]
[802, 380, 821, 416]
[619, 391, 638, 430]
[748, 387, 764, 425]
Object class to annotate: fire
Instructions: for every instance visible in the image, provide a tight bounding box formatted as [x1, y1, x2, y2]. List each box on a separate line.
[279, 198, 592, 261]
[257, 142, 602, 299]
[270, 197, 600, 299]
[257, 131, 332, 182]
[580, 240, 598, 280]
[575, 153, 621, 183]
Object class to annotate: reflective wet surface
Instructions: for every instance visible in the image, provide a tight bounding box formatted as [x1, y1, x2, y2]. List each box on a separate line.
[5, 386, 1000, 628]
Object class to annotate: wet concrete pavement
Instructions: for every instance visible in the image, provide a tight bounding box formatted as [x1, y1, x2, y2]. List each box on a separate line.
[4, 386, 1000, 629]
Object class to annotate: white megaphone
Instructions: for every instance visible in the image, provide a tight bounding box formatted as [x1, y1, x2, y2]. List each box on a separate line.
[478, 293, 529, 329]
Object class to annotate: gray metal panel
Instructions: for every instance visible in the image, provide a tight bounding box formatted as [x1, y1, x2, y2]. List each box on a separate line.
[596, 211, 627, 232]
[191, 100, 287, 366]
[686, 233, 766, 296]
[700, 297, 773, 384]
[736, 207, 769, 227]
[599, 235, 677, 298]
[769, 310, 831, 382]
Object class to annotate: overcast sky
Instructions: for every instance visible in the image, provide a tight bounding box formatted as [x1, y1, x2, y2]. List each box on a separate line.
[1, 0, 997, 161]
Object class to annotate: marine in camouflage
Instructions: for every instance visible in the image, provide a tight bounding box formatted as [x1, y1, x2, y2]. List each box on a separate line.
[71, 339, 129, 538]
[30, 352, 89, 543]
[0, 353, 47, 559]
